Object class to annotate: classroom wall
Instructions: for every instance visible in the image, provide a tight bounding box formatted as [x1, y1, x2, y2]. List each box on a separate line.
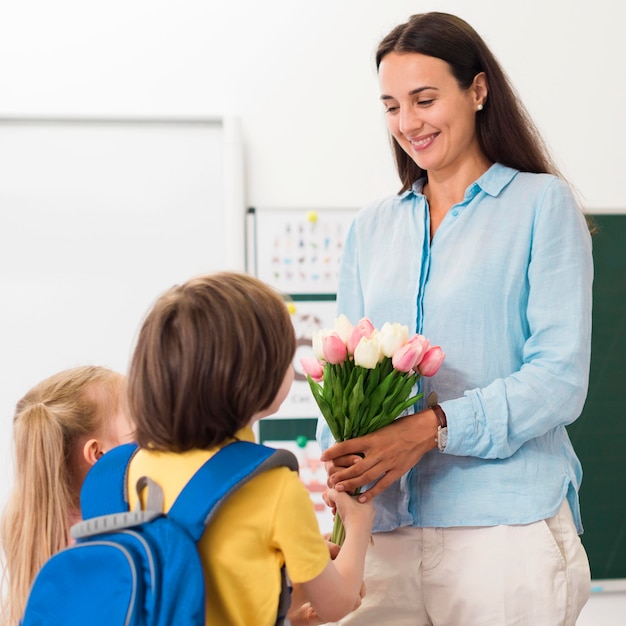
[1, 1, 624, 620]
[0, 0, 623, 212]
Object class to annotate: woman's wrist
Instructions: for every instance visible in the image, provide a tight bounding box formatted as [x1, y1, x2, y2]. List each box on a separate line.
[405, 409, 439, 451]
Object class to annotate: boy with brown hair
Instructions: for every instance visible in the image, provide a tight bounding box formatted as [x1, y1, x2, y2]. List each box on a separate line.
[126, 271, 374, 626]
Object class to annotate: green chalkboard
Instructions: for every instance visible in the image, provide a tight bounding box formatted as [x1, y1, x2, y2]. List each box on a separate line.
[567, 214, 626, 581]
[259, 418, 318, 444]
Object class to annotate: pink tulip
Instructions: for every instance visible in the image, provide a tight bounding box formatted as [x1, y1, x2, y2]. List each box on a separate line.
[347, 317, 375, 355]
[407, 334, 431, 370]
[417, 346, 445, 377]
[392, 343, 418, 373]
[322, 332, 348, 364]
[300, 356, 325, 382]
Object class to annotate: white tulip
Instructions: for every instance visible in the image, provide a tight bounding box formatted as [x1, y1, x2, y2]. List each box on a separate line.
[354, 336, 382, 369]
[378, 322, 409, 357]
[333, 314, 354, 344]
[311, 329, 329, 360]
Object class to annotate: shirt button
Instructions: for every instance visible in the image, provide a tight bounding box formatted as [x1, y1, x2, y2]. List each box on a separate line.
[451, 209, 459, 217]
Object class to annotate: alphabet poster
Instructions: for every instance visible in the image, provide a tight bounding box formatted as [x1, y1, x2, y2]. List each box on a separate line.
[248, 208, 357, 295]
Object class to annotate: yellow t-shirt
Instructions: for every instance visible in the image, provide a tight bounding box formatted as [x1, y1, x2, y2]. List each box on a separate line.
[127, 427, 329, 626]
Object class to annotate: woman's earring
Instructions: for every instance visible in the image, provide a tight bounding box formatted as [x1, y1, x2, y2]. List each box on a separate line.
[477, 104, 484, 111]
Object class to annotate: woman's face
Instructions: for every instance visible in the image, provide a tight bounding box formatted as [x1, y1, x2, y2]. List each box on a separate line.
[378, 52, 487, 179]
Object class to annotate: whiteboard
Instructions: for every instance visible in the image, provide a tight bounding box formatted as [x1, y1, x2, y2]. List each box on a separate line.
[0, 116, 244, 508]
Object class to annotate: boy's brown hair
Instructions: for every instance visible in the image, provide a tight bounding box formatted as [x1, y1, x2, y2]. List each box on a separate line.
[128, 272, 295, 451]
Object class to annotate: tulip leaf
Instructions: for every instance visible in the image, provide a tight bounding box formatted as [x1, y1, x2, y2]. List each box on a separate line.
[308, 330, 442, 466]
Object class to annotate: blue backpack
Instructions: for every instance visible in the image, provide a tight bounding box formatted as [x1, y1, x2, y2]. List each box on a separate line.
[21, 440, 299, 626]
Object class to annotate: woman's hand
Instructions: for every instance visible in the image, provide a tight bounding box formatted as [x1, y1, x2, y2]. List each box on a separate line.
[321, 409, 439, 502]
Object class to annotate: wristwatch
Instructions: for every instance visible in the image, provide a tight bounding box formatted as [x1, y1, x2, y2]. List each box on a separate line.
[432, 404, 448, 452]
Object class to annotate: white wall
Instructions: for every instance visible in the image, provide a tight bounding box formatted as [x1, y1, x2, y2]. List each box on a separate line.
[1, 0, 625, 618]
[0, 0, 624, 211]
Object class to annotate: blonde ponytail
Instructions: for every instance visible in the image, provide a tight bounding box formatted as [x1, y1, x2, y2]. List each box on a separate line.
[0, 366, 126, 626]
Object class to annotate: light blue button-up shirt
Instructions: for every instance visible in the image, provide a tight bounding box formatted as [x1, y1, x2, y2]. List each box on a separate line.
[317, 163, 593, 533]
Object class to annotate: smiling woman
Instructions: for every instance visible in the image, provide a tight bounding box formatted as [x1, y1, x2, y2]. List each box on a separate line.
[378, 52, 491, 234]
[316, 11, 594, 626]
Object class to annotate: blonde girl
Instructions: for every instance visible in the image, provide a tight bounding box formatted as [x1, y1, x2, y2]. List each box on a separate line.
[0, 365, 133, 625]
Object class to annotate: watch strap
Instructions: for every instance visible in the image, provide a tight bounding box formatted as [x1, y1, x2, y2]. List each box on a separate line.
[432, 404, 447, 429]
[432, 404, 448, 451]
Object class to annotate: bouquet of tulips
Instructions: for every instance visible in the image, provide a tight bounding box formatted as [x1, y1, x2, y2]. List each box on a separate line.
[301, 314, 445, 544]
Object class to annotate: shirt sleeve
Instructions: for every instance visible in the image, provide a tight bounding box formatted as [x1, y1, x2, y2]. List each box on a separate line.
[443, 178, 593, 458]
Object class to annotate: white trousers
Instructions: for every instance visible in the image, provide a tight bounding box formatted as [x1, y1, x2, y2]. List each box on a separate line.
[325, 500, 590, 626]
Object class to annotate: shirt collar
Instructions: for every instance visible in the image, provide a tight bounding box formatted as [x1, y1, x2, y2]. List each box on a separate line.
[409, 163, 518, 200]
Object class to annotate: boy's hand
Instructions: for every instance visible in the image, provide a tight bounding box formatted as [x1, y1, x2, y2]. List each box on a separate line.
[287, 580, 365, 626]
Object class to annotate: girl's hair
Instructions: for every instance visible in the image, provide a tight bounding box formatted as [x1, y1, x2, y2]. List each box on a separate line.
[0, 365, 127, 626]
[376, 12, 563, 192]
[128, 271, 296, 452]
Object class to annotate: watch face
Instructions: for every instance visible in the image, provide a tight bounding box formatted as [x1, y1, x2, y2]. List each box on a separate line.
[438, 426, 448, 451]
